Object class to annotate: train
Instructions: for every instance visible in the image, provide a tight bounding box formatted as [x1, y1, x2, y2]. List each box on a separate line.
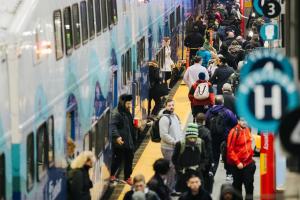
[0, 0, 199, 199]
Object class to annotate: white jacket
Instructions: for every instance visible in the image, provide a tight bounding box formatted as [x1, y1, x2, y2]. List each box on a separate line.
[183, 63, 209, 88]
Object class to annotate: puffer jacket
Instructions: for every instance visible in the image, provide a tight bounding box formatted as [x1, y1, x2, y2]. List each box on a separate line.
[227, 124, 254, 167]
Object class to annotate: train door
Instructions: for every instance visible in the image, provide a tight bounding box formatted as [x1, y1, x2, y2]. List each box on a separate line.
[66, 94, 80, 153]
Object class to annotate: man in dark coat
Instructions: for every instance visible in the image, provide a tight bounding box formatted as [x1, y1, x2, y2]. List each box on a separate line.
[222, 83, 237, 116]
[110, 94, 136, 185]
[179, 174, 212, 200]
[147, 158, 172, 200]
[210, 55, 234, 94]
[184, 26, 205, 63]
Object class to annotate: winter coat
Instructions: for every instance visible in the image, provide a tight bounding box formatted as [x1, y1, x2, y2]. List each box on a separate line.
[188, 80, 215, 107]
[205, 105, 238, 141]
[198, 125, 214, 167]
[183, 63, 209, 88]
[147, 174, 171, 200]
[196, 49, 212, 67]
[149, 65, 168, 99]
[227, 124, 254, 167]
[184, 32, 205, 49]
[218, 48, 237, 70]
[123, 189, 160, 200]
[111, 101, 136, 150]
[222, 92, 236, 116]
[209, 64, 234, 94]
[179, 187, 212, 200]
[69, 166, 93, 200]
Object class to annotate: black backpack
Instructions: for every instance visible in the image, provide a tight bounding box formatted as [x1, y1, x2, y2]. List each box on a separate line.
[209, 111, 226, 137]
[150, 114, 172, 143]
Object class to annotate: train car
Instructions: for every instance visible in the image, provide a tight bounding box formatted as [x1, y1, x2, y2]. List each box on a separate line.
[0, 0, 198, 199]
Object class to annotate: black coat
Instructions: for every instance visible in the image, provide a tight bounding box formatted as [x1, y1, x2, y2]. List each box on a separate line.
[179, 187, 212, 200]
[69, 167, 93, 200]
[210, 64, 234, 94]
[198, 125, 213, 168]
[223, 92, 236, 116]
[147, 174, 171, 200]
[123, 189, 160, 200]
[184, 32, 205, 48]
[111, 105, 136, 150]
[149, 66, 168, 99]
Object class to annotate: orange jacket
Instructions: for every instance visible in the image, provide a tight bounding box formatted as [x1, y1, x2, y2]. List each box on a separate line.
[226, 124, 254, 167]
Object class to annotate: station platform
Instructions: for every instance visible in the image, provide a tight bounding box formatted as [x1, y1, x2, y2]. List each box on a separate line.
[107, 82, 260, 200]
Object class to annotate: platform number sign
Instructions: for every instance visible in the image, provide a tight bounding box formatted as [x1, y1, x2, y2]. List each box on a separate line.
[262, 0, 281, 18]
[237, 50, 299, 133]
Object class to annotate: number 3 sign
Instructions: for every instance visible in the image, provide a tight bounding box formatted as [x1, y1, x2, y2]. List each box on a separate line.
[262, 0, 281, 18]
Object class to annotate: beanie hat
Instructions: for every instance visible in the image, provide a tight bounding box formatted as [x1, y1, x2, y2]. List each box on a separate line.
[185, 123, 199, 138]
[198, 72, 206, 80]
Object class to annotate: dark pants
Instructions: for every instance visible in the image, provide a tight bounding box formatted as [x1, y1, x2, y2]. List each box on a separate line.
[231, 162, 256, 200]
[212, 140, 222, 175]
[111, 148, 134, 180]
[202, 168, 214, 193]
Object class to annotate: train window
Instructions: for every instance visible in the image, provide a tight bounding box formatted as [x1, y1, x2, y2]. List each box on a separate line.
[176, 6, 181, 26]
[26, 133, 34, 192]
[72, 4, 81, 49]
[88, 0, 95, 39]
[137, 37, 145, 66]
[83, 131, 93, 151]
[53, 10, 64, 60]
[63, 7, 73, 55]
[37, 123, 47, 181]
[95, 0, 102, 34]
[169, 11, 175, 32]
[80, 1, 89, 44]
[121, 54, 126, 85]
[94, 109, 110, 156]
[101, 0, 108, 31]
[112, 0, 118, 24]
[47, 116, 55, 166]
[126, 49, 132, 80]
[0, 153, 5, 199]
[107, 0, 113, 27]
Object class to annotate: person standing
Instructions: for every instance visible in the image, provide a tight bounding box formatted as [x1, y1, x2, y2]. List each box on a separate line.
[110, 94, 136, 185]
[184, 25, 205, 63]
[178, 174, 212, 200]
[227, 119, 256, 200]
[183, 56, 209, 88]
[162, 37, 175, 87]
[159, 99, 184, 190]
[196, 47, 212, 68]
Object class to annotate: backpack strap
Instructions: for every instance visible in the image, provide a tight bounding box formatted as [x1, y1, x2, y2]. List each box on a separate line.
[228, 127, 240, 147]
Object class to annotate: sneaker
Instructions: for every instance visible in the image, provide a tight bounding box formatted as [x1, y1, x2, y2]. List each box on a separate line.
[110, 176, 117, 182]
[226, 174, 233, 182]
[125, 178, 133, 186]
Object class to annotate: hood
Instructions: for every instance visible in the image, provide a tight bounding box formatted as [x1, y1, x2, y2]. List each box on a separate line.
[210, 105, 225, 114]
[220, 183, 238, 198]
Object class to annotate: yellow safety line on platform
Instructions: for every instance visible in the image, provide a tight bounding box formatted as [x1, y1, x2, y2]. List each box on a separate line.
[117, 82, 191, 200]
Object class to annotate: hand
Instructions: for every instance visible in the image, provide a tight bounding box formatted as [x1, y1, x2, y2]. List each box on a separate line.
[116, 137, 124, 145]
[237, 163, 244, 169]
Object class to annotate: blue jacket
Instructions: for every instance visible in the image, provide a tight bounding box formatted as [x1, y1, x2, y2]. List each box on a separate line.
[196, 50, 212, 67]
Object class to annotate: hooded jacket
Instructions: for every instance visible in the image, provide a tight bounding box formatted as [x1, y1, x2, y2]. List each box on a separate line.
[111, 94, 136, 149]
[219, 183, 239, 200]
[209, 64, 234, 94]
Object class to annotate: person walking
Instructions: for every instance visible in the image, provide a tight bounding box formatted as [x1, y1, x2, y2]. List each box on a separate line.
[183, 56, 209, 88]
[147, 158, 172, 200]
[184, 25, 205, 63]
[124, 174, 160, 200]
[178, 174, 212, 200]
[188, 72, 215, 119]
[227, 119, 256, 200]
[222, 83, 237, 116]
[196, 47, 212, 68]
[110, 94, 136, 185]
[68, 151, 95, 200]
[159, 99, 184, 190]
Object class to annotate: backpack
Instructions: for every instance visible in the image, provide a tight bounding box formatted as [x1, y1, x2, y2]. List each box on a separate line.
[209, 111, 226, 136]
[193, 82, 210, 100]
[179, 138, 203, 156]
[150, 114, 172, 143]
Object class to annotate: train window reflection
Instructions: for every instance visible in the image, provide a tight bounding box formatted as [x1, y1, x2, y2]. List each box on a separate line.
[95, 0, 102, 34]
[101, 0, 108, 31]
[53, 10, 64, 60]
[72, 4, 81, 49]
[80, 1, 89, 44]
[88, 0, 95, 39]
[0, 153, 5, 199]
[63, 7, 73, 55]
[37, 123, 47, 181]
[26, 133, 34, 191]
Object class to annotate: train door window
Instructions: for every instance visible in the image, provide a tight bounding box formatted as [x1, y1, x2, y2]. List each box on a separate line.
[104, 110, 110, 146]
[63, 7, 73, 55]
[53, 10, 64, 60]
[101, 0, 108, 31]
[95, 0, 102, 34]
[88, 0, 95, 39]
[26, 133, 34, 192]
[37, 123, 48, 181]
[72, 4, 81, 49]
[121, 54, 126, 85]
[80, 1, 89, 44]
[126, 49, 132, 80]
[47, 116, 55, 166]
[170, 11, 175, 33]
[112, 0, 118, 24]
[107, 0, 113, 28]
[176, 6, 181, 26]
[94, 119, 104, 156]
[0, 153, 5, 199]
[83, 131, 93, 151]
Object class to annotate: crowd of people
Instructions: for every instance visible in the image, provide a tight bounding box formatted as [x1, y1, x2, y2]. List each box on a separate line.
[64, 0, 267, 199]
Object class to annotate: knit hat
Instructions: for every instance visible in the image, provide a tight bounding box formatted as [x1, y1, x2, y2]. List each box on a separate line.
[185, 123, 199, 138]
[198, 72, 206, 80]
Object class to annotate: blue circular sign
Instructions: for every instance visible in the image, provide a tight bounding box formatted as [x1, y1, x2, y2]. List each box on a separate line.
[253, 0, 264, 16]
[260, 23, 279, 41]
[236, 67, 299, 133]
[241, 50, 294, 80]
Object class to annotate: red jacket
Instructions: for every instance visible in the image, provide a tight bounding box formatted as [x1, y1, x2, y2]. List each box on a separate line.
[188, 80, 215, 106]
[226, 124, 254, 167]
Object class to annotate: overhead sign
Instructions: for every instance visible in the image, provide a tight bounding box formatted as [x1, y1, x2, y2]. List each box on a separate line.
[262, 0, 281, 18]
[279, 107, 300, 156]
[253, 0, 264, 16]
[237, 51, 298, 133]
[260, 23, 279, 41]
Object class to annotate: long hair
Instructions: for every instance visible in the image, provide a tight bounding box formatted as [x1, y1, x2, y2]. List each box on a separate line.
[71, 151, 95, 169]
